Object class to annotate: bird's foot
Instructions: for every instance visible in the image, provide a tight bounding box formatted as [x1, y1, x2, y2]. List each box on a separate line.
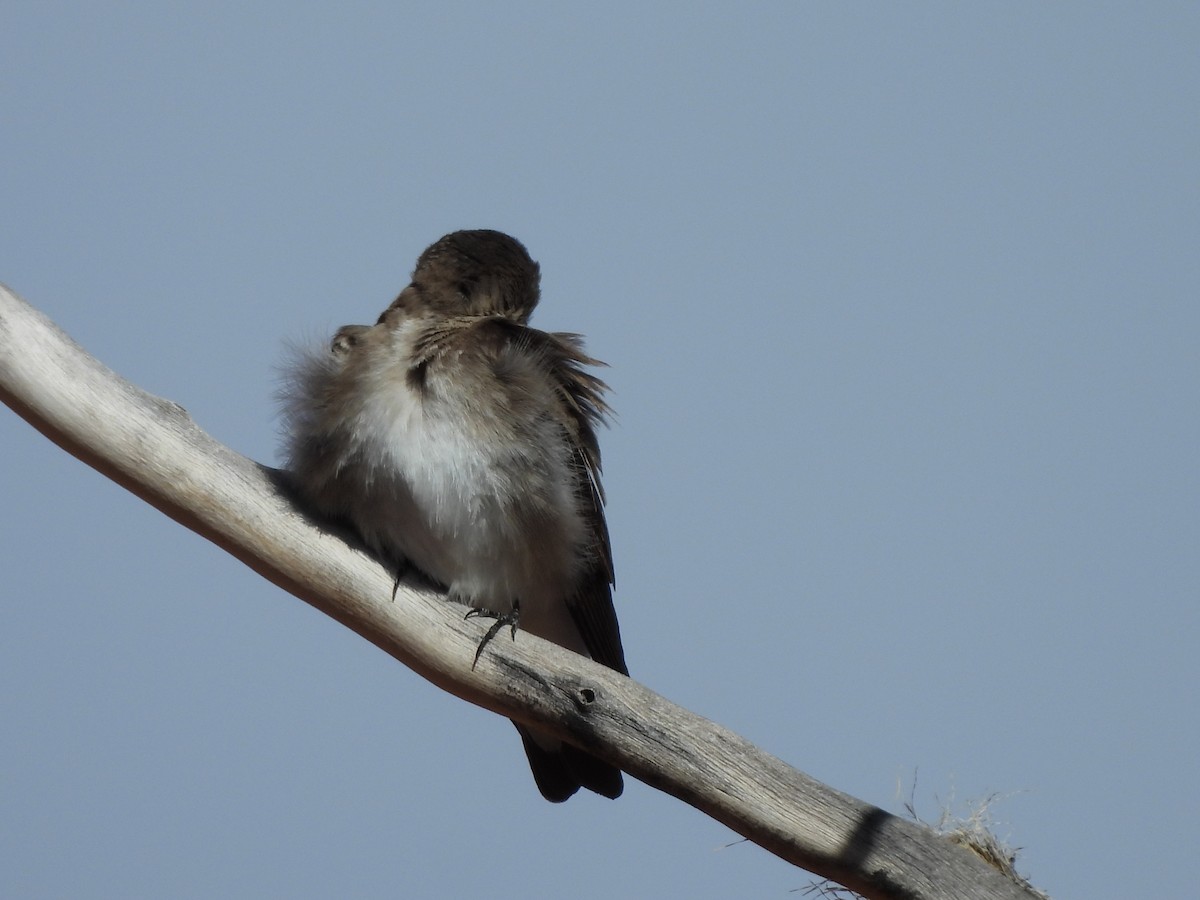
[465, 600, 521, 670]
[390, 561, 410, 602]
[389, 558, 447, 600]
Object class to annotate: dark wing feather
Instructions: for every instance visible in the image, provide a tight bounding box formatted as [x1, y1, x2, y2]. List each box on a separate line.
[542, 331, 628, 676]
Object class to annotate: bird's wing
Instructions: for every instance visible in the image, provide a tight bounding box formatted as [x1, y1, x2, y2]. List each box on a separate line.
[445, 317, 628, 676]
[541, 330, 628, 677]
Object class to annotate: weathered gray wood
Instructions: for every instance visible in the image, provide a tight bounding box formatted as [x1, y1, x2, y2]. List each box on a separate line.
[0, 283, 1043, 900]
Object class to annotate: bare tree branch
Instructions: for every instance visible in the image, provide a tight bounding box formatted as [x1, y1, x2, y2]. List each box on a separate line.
[0, 283, 1043, 900]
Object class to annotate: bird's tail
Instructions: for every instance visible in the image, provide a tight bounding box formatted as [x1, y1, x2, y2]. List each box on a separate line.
[515, 724, 623, 802]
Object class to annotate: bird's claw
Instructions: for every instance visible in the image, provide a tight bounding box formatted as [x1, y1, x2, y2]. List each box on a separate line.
[465, 601, 521, 669]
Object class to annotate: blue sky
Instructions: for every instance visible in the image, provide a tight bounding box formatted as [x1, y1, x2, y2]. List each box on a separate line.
[3, 4, 1197, 898]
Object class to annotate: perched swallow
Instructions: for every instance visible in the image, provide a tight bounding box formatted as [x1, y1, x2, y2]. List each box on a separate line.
[280, 229, 627, 801]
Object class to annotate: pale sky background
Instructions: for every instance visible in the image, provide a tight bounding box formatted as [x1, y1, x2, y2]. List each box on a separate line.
[2, 4, 1197, 898]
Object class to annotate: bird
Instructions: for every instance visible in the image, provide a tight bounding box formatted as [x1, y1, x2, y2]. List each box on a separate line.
[279, 229, 627, 801]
